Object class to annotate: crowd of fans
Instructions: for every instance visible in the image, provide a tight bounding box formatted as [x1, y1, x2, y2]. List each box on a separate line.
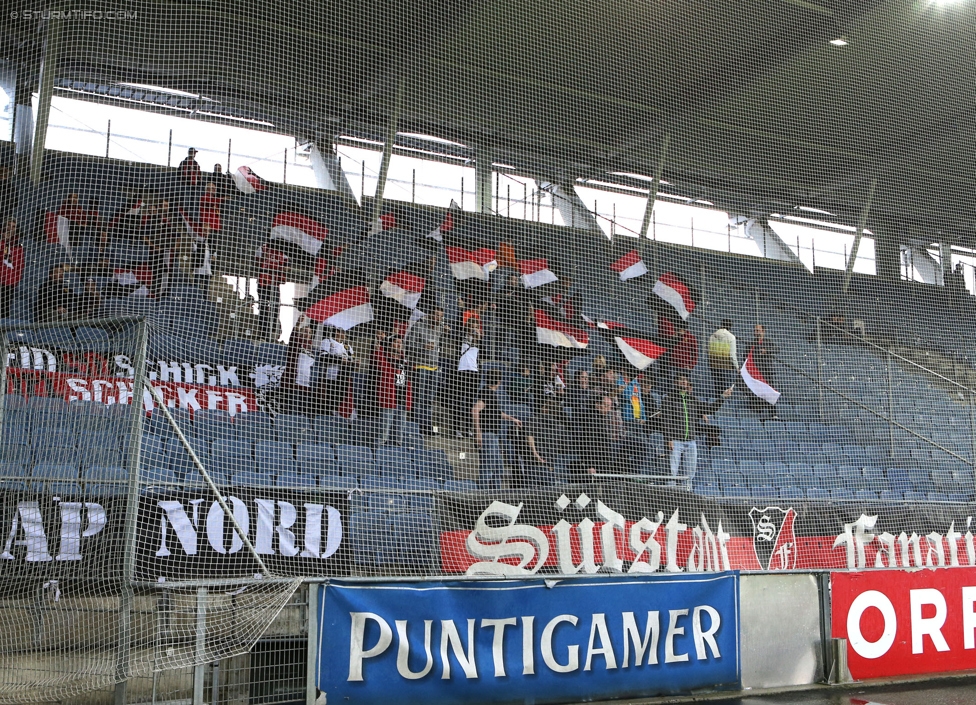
[0, 147, 787, 492]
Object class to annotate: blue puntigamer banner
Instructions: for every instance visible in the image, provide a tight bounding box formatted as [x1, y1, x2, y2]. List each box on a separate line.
[316, 572, 740, 704]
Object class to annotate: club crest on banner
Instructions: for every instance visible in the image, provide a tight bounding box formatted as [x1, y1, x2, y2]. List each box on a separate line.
[748, 506, 797, 570]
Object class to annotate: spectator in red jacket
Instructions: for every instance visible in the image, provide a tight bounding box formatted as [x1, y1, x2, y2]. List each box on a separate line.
[374, 336, 412, 447]
[673, 328, 699, 373]
[199, 181, 224, 233]
[0, 218, 24, 319]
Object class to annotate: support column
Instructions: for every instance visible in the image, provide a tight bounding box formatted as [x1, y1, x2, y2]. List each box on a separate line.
[638, 134, 670, 240]
[31, 18, 61, 184]
[840, 178, 877, 294]
[474, 142, 493, 213]
[874, 230, 901, 282]
[12, 68, 34, 179]
[309, 140, 356, 201]
[939, 241, 953, 283]
[370, 75, 404, 226]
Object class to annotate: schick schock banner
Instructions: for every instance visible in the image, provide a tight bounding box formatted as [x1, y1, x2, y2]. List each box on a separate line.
[316, 574, 741, 704]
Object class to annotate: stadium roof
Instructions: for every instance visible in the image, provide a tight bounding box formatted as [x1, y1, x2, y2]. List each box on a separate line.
[3, 0, 975, 243]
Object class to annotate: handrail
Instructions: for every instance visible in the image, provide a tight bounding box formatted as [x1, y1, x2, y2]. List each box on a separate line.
[817, 317, 976, 398]
[776, 356, 975, 469]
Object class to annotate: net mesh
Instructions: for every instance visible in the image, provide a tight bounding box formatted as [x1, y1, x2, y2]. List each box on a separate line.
[3, 1, 976, 701]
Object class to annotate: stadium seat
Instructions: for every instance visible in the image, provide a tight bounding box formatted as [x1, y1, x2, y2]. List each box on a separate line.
[337, 445, 375, 477]
[297, 443, 336, 476]
[320, 472, 358, 491]
[231, 468, 275, 487]
[255, 440, 297, 475]
[275, 414, 310, 445]
[416, 448, 452, 481]
[276, 471, 317, 489]
[315, 415, 348, 446]
[223, 339, 256, 367]
[374, 446, 413, 477]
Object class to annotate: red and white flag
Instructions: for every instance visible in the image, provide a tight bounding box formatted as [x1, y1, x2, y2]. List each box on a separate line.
[653, 272, 695, 320]
[614, 336, 665, 371]
[741, 349, 780, 405]
[367, 212, 397, 236]
[305, 286, 374, 330]
[44, 212, 71, 253]
[611, 250, 648, 281]
[380, 271, 425, 309]
[519, 258, 558, 289]
[233, 166, 267, 194]
[271, 212, 328, 256]
[534, 309, 588, 349]
[427, 200, 458, 242]
[446, 246, 497, 281]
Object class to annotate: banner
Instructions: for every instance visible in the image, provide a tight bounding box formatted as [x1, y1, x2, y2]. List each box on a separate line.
[0, 488, 350, 581]
[135, 488, 351, 580]
[316, 574, 740, 704]
[436, 484, 976, 575]
[0, 492, 127, 583]
[832, 567, 976, 680]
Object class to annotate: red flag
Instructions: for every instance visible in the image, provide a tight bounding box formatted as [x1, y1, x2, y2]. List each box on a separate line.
[305, 286, 374, 330]
[611, 250, 648, 281]
[534, 309, 588, 348]
[380, 271, 425, 309]
[653, 272, 695, 320]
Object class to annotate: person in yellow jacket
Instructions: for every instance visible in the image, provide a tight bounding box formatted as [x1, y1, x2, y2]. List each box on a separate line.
[708, 319, 739, 399]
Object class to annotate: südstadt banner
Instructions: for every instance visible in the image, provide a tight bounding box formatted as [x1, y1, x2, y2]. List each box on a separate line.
[0, 488, 350, 583]
[437, 484, 976, 575]
[316, 574, 741, 705]
[832, 567, 976, 681]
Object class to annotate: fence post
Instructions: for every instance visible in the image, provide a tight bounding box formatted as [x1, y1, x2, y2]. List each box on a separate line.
[887, 349, 895, 458]
[461, 176, 465, 210]
[167, 129, 173, 167]
[411, 169, 416, 203]
[106, 120, 111, 158]
[193, 587, 208, 705]
[969, 392, 976, 485]
[816, 317, 824, 421]
[227, 139, 232, 172]
[306, 583, 320, 705]
[727, 222, 731, 253]
[114, 319, 149, 705]
[283, 149, 288, 184]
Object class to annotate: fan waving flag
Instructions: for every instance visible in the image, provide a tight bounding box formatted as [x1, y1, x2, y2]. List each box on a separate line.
[233, 166, 268, 194]
[741, 349, 780, 405]
[427, 200, 459, 242]
[534, 309, 588, 349]
[611, 250, 648, 281]
[653, 271, 696, 320]
[520, 258, 558, 288]
[380, 271, 425, 309]
[305, 285, 374, 330]
[614, 336, 666, 371]
[271, 212, 328, 256]
[446, 246, 497, 281]
[44, 212, 71, 254]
